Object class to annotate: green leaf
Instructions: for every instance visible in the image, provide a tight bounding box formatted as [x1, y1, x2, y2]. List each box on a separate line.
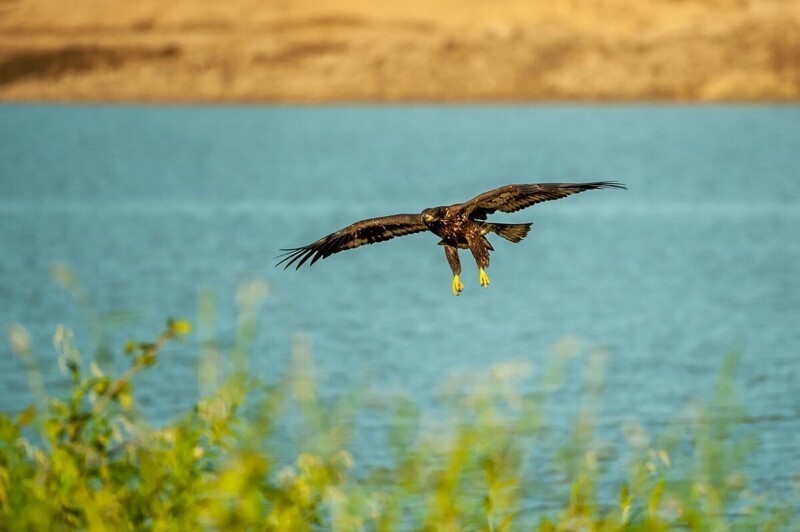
[168, 318, 192, 337]
[17, 404, 36, 426]
[92, 379, 110, 395]
[118, 389, 133, 410]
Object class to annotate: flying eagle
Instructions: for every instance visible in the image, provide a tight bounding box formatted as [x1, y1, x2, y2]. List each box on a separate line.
[277, 181, 625, 295]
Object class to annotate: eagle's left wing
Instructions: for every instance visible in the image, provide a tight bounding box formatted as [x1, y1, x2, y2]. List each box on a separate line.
[276, 213, 427, 269]
[459, 181, 626, 219]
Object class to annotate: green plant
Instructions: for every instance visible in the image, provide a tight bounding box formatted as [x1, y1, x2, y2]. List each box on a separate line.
[1, 275, 797, 530]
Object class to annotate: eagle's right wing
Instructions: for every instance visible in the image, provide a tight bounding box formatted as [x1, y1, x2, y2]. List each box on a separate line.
[459, 181, 626, 219]
[276, 214, 428, 269]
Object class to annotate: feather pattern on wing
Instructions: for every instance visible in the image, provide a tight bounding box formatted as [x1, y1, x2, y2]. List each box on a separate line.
[459, 181, 626, 219]
[276, 213, 427, 269]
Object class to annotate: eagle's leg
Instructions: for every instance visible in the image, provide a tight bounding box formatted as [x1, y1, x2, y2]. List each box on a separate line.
[468, 238, 491, 288]
[444, 245, 463, 296]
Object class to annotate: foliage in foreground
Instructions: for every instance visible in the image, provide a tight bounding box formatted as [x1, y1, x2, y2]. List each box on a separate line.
[1, 283, 797, 530]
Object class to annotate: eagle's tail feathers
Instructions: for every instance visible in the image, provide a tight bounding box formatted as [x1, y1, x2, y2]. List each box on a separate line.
[489, 223, 532, 243]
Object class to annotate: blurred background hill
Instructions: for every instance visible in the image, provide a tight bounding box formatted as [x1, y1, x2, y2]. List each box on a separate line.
[1, 0, 799, 102]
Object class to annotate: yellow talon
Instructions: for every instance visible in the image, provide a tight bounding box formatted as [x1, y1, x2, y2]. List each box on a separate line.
[479, 268, 490, 288]
[452, 274, 464, 296]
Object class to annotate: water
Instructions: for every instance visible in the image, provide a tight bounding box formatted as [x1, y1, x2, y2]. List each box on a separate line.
[1, 104, 799, 495]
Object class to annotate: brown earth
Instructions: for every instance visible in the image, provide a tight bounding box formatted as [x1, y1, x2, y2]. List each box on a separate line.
[1, 0, 799, 102]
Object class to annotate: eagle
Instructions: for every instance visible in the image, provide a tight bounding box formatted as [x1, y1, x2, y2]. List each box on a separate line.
[277, 181, 625, 295]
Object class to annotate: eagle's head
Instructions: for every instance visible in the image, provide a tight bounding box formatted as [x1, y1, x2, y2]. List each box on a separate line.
[421, 207, 443, 227]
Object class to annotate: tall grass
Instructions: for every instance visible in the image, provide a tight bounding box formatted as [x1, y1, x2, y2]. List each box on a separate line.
[1, 274, 796, 530]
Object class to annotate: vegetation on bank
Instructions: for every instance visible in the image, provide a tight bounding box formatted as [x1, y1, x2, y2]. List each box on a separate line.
[1, 277, 797, 530]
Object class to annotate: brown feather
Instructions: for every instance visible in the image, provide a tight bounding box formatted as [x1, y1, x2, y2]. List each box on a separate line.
[276, 213, 427, 269]
[459, 181, 626, 219]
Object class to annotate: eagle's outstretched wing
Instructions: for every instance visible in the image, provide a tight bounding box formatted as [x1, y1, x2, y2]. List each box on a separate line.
[276, 214, 427, 269]
[459, 181, 626, 219]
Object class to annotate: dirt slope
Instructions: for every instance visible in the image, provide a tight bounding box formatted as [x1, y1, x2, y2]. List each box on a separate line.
[1, 0, 799, 101]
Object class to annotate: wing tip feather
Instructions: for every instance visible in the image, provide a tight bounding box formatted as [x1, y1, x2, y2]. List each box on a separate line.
[275, 246, 315, 269]
[588, 180, 627, 190]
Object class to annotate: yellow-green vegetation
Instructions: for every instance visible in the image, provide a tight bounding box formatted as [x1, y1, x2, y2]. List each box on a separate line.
[1, 279, 797, 530]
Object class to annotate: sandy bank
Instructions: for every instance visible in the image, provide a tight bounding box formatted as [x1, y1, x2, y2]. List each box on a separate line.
[1, 0, 799, 102]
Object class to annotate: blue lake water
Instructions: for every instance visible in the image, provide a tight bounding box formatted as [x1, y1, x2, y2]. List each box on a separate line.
[1, 105, 799, 500]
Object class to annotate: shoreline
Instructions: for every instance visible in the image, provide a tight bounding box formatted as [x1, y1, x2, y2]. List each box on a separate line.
[2, 0, 799, 103]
